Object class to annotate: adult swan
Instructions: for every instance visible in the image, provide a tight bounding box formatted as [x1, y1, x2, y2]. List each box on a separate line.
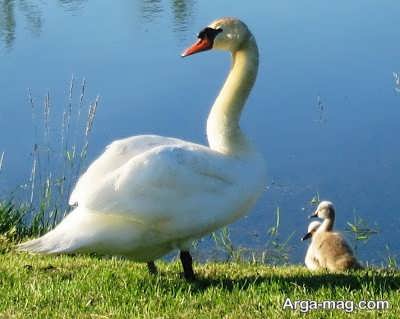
[19, 17, 266, 280]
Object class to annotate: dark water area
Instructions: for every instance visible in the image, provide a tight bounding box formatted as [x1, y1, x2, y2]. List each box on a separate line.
[0, 0, 399, 264]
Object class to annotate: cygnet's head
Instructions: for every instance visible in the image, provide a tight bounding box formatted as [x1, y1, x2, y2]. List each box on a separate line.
[301, 221, 321, 241]
[309, 200, 335, 220]
[181, 17, 252, 57]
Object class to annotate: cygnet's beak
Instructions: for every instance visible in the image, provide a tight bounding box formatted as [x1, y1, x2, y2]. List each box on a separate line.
[301, 232, 312, 241]
[181, 37, 212, 57]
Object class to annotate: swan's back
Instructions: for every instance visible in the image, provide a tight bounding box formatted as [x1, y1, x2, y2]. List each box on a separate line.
[69, 135, 184, 205]
[75, 140, 265, 237]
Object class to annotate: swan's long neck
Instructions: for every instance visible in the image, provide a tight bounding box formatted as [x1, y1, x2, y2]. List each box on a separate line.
[207, 37, 259, 154]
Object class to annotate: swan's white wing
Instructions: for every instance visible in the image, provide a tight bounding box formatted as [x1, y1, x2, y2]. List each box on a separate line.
[77, 143, 255, 235]
[69, 135, 182, 205]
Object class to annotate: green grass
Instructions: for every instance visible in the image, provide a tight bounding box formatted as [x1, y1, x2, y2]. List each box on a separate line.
[0, 244, 399, 319]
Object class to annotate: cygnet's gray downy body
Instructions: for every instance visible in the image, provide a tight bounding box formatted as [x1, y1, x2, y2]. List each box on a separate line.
[302, 201, 362, 272]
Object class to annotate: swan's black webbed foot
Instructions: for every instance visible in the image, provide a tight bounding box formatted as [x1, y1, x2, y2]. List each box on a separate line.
[180, 250, 196, 281]
[147, 261, 158, 275]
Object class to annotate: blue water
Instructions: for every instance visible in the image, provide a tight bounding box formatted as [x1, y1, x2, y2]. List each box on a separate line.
[0, 0, 399, 264]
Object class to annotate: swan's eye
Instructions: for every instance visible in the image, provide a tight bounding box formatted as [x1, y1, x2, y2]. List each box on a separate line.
[197, 27, 223, 40]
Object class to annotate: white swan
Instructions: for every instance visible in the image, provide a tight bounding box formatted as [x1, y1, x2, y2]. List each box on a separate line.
[19, 17, 266, 279]
[302, 201, 362, 272]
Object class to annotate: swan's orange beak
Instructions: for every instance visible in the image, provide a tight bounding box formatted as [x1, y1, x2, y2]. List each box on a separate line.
[181, 38, 213, 57]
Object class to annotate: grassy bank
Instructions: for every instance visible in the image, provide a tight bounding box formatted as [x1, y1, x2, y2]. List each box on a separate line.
[0, 244, 399, 319]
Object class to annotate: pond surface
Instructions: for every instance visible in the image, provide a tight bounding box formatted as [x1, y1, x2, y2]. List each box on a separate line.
[1, 0, 399, 264]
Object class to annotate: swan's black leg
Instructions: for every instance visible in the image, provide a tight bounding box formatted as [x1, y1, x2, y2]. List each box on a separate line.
[180, 250, 195, 281]
[147, 261, 158, 275]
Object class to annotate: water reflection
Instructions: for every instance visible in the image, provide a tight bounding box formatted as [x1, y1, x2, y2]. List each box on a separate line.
[170, 0, 196, 34]
[1, 0, 18, 49]
[57, 0, 87, 13]
[0, 0, 86, 50]
[139, 0, 195, 33]
[0, 1, 14, 48]
[18, 0, 42, 35]
[0, 0, 43, 49]
[0, 0, 195, 50]
[137, 0, 196, 41]
[139, 0, 163, 23]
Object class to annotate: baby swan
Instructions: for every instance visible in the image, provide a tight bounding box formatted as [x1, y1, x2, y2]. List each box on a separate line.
[301, 221, 322, 271]
[303, 201, 362, 272]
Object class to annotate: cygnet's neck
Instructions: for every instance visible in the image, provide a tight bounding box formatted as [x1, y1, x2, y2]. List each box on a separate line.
[319, 214, 335, 232]
[206, 37, 258, 155]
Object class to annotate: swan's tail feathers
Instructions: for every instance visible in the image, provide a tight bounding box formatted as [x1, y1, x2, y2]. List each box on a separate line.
[17, 208, 81, 255]
[17, 232, 67, 255]
[17, 236, 55, 254]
